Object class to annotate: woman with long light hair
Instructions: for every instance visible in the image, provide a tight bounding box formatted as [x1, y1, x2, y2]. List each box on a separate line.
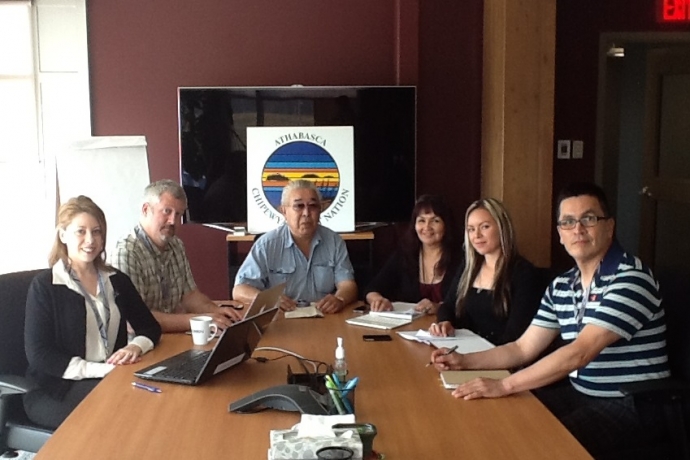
[430, 198, 543, 345]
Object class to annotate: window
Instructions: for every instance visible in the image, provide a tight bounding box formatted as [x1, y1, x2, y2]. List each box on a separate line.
[0, 0, 90, 274]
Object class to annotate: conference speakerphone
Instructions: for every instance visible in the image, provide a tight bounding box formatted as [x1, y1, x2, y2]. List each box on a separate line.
[229, 384, 329, 415]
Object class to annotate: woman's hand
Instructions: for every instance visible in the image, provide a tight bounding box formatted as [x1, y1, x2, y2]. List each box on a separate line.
[107, 344, 143, 365]
[369, 297, 393, 312]
[415, 298, 439, 315]
[429, 321, 454, 337]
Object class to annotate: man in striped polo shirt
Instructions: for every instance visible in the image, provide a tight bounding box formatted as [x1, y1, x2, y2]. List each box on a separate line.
[431, 182, 669, 458]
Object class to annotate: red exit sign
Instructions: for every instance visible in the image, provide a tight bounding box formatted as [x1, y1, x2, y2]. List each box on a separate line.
[659, 0, 690, 22]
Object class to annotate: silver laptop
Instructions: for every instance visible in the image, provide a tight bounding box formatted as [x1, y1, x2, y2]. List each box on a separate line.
[241, 282, 286, 320]
[134, 306, 278, 385]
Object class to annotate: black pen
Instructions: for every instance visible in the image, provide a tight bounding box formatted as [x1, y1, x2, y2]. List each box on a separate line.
[426, 345, 459, 367]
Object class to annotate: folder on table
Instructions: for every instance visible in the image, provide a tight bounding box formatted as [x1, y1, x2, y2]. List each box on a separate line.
[440, 370, 511, 389]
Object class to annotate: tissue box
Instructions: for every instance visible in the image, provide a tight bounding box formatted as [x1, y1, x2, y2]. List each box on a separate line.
[269, 428, 363, 460]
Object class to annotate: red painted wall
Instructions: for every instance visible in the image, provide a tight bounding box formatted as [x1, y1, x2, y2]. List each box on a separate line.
[87, 1, 484, 298]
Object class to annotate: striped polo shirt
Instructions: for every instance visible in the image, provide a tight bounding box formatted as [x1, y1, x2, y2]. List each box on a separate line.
[532, 241, 670, 397]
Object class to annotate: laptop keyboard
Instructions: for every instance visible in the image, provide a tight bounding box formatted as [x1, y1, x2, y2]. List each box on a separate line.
[156, 349, 211, 381]
[345, 314, 411, 330]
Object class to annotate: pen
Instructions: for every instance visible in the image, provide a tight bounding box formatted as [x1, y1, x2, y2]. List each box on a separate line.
[324, 375, 347, 414]
[426, 345, 459, 367]
[131, 381, 162, 393]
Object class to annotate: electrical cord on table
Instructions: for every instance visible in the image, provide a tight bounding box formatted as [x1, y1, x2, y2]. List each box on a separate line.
[253, 346, 330, 375]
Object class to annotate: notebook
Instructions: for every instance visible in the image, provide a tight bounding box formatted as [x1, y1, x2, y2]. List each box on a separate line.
[368, 301, 422, 320]
[345, 313, 412, 330]
[242, 282, 286, 320]
[134, 306, 278, 385]
[440, 370, 511, 389]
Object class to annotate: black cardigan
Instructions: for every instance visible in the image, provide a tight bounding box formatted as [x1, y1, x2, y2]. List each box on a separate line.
[364, 249, 461, 303]
[24, 268, 161, 398]
[436, 257, 545, 345]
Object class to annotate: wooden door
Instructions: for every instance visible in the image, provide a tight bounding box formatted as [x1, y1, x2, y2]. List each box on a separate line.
[639, 48, 690, 286]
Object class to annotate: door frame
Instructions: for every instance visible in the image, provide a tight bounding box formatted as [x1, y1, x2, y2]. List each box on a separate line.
[594, 32, 690, 260]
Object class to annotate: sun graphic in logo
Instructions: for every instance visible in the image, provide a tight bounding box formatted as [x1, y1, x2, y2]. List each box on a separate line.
[261, 141, 340, 211]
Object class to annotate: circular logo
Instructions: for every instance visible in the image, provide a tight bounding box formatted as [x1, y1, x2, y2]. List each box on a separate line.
[262, 141, 340, 211]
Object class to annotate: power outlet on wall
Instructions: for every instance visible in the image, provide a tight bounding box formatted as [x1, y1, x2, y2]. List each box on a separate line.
[572, 140, 584, 159]
[557, 140, 571, 159]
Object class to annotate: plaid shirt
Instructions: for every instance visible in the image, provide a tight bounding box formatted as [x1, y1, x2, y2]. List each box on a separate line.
[110, 225, 196, 313]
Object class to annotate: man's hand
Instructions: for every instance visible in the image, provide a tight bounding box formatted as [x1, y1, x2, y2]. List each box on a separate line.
[431, 346, 464, 371]
[452, 378, 510, 400]
[316, 294, 345, 314]
[278, 294, 298, 312]
[429, 321, 455, 337]
[209, 305, 243, 330]
[369, 297, 393, 312]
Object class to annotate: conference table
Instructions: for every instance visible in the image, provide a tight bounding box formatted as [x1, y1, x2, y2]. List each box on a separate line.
[35, 308, 592, 459]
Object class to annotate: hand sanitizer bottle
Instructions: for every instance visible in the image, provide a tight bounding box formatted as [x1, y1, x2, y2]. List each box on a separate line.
[334, 337, 348, 383]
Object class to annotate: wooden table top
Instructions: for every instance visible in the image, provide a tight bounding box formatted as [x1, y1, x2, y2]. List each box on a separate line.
[36, 309, 592, 459]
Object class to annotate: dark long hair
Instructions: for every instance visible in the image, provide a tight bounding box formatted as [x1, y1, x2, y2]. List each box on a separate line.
[401, 194, 458, 282]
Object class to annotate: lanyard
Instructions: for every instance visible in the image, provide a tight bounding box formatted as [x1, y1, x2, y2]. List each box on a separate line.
[135, 226, 170, 301]
[72, 270, 111, 352]
[573, 286, 590, 333]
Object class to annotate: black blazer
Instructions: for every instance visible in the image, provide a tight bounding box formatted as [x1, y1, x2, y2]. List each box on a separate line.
[25, 268, 161, 398]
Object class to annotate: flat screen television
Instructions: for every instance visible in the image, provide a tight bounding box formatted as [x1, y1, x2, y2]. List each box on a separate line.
[178, 85, 416, 226]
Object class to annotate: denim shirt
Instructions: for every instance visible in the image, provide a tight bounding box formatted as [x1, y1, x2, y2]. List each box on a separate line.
[235, 224, 354, 302]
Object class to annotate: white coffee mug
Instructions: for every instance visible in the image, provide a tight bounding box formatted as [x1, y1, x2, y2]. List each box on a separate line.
[189, 316, 218, 345]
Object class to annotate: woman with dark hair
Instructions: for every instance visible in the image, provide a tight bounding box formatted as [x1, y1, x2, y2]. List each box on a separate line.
[430, 198, 543, 345]
[24, 196, 161, 429]
[365, 194, 461, 315]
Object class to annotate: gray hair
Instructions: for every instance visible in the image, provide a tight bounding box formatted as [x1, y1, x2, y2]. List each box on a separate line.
[143, 179, 188, 207]
[280, 180, 322, 206]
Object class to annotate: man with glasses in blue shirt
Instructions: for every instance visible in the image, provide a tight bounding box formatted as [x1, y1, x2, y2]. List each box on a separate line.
[233, 180, 357, 313]
[431, 182, 669, 458]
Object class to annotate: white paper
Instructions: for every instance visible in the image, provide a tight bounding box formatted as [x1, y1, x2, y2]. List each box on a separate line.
[284, 305, 324, 319]
[295, 414, 355, 438]
[396, 329, 495, 354]
[56, 136, 150, 258]
[370, 301, 421, 320]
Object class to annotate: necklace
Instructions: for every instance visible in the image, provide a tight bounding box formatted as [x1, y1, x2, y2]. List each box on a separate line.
[419, 250, 441, 284]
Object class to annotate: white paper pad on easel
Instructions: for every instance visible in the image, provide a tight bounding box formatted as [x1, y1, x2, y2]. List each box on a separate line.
[56, 136, 150, 258]
[397, 329, 495, 354]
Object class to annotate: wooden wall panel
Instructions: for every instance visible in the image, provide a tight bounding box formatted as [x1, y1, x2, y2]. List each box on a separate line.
[482, 0, 555, 267]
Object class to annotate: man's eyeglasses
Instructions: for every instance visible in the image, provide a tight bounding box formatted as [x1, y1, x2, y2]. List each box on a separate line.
[291, 203, 320, 212]
[557, 215, 610, 230]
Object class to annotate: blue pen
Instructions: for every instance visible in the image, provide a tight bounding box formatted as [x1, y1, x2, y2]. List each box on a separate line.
[332, 372, 343, 390]
[341, 376, 359, 398]
[324, 375, 346, 414]
[131, 381, 162, 393]
[336, 376, 357, 414]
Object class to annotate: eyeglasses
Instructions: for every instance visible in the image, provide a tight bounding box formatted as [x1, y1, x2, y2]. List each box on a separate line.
[291, 203, 320, 212]
[557, 215, 609, 230]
